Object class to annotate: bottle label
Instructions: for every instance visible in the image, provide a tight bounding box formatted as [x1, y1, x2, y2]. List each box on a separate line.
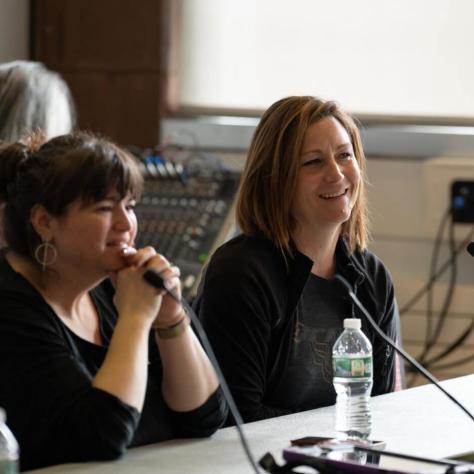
[333, 356, 372, 378]
[0, 459, 18, 474]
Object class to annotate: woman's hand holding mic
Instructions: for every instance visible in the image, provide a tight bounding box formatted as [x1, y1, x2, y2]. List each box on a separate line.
[113, 246, 184, 330]
[113, 251, 217, 411]
[93, 246, 186, 411]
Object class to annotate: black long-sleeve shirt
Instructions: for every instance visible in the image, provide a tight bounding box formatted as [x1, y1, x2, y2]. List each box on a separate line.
[194, 234, 400, 423]
[0, 257, 226, 471]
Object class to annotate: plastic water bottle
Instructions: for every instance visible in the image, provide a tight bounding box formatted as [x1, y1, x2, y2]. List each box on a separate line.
[0, 408, 19, 473]
[332, 318, 373, 440]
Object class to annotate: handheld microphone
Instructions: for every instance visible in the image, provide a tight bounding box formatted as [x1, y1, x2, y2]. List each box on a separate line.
[142, 269, 262, 474]
[334, 274, 474, 423]
[143, 270, 179, 299]
[143, 270, 166, 289]
[467, 242, 474, 257]
[143, 270, 188, 304]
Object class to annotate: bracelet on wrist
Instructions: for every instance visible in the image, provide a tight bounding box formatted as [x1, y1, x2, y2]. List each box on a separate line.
[154, 312, 189, 339]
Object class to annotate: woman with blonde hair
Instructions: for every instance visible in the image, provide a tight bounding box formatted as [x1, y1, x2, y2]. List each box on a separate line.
[195, 95, 400, 423]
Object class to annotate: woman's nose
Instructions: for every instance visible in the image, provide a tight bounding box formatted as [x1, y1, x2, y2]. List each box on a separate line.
[114, 206, 133, 231]
[325, 158, 344, 183]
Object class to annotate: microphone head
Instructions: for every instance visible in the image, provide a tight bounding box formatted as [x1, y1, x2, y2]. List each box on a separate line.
[467, 242, 474, 257]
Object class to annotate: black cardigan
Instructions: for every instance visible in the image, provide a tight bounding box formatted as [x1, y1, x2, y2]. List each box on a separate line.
[194, 234, 400, 423]
[0, 257, 226, 471]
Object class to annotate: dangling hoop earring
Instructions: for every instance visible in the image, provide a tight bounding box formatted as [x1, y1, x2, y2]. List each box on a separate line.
[34, 240, 57, 271]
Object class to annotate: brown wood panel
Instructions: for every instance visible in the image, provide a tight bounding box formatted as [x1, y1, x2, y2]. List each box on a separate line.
[32, 0, 63, 64]
[62, 72, 161, 147]
[33, 0, 162, 71]
[31, 0, 173, 147]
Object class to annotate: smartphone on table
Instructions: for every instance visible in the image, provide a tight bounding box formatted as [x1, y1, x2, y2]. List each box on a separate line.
[283, 444, 473, 474]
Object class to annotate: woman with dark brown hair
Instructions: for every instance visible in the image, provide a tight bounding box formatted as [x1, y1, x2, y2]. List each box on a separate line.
[0, 132, 226, 471]
[195, 96, 401, 423]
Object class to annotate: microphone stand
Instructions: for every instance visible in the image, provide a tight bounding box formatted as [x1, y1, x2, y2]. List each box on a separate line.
[334, 274, 474, 423]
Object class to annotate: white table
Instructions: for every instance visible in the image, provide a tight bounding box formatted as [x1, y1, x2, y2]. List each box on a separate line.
[29, 375, 474, 473]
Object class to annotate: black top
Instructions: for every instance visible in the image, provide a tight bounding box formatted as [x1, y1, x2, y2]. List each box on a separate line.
[273, 273, 350, 411]
[0, 257, 226, 471]
[194, 234, 400, 423]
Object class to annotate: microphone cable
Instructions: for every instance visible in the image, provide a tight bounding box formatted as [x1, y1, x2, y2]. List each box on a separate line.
[414, 214, 458, 375]
[143, 270, 262, 474]
[429, 351, 474, 372]
[422, 239, 474, 369]
[424, 316, 474, 368]
[397, 208, 473, 383]
[334, 274, 474, 424]
[426, 244, 474, 371]
[399, 223, 474, 315]
[422, 209, 453, 363]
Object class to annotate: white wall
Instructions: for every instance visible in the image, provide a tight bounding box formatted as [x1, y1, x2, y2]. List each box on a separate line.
[178, 0, 474, 119]
[0, 0, 29, 62]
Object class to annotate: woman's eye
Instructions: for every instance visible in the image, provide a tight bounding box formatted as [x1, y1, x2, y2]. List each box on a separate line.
[95, 201, 114, 212]
[339, 152, 352, 161]
[302, 157, 322, 166]
[124, 199, 136, 211]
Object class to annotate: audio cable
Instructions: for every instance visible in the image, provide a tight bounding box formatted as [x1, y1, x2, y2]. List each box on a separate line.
[398, 209, 474, 383]
[399, 224, 474, 315]
[143, 270, 262, 474]
[422, 209, 454, 365]
[425, 317, 474, 368]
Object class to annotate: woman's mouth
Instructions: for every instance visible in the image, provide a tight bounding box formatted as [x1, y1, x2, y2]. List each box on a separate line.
[319, 189, 348, 199]
[106, 241, 130, 249]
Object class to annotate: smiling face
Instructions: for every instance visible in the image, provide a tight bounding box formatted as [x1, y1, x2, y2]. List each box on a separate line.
[291, 116, 361, 234]
[48, 189, 138, 279]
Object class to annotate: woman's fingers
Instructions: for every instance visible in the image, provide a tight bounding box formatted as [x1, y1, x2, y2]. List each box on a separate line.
[155, 265, 180, 280]
[169, 265, 181, 277]
[120, 246, 137, 257]
[121, 246, 158, 267]
[120, 247, 179, 275]
[162, 275, 181, 293]
[145, 264, 181, 297]
[119, 246, 181, 298]
[144, 254, 176, 276]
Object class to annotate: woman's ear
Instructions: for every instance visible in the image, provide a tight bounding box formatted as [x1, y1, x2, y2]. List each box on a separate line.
[30, 204, 54, 241]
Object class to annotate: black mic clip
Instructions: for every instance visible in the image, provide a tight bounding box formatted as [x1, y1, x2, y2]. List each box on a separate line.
[467, 241, 474, 257]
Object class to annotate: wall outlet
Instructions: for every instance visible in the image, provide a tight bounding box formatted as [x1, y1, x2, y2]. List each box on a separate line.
[452, 180, 474, 223]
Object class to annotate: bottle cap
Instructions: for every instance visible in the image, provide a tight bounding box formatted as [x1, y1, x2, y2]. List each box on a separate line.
[343, 318, 361, 329]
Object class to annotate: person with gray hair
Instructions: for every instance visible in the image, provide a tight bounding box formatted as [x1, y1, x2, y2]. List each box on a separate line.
[0, 60, 76, 141]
